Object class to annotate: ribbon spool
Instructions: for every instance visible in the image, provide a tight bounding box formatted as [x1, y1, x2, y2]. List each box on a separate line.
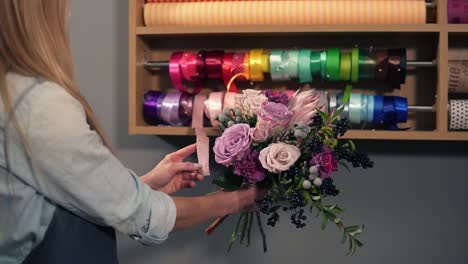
[448, 61, 468, 94]
[326, 48, 341, 81]
[250, 49, 266, 81]
[204, 92, 226, 127]
[169, 52, 204, 94]
[450, 100, 468, 130]
[143, 91, 194, 126]
[358, 49, 377, 80]
[387, 48, 407, 88]
[448, 0, 468, 24]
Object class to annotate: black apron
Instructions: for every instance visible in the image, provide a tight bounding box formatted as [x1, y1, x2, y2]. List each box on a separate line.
[23, 206, 119, 264]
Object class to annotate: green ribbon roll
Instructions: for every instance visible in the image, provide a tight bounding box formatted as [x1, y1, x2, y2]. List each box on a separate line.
[298, 49, 312, 83]
[358, 49, 376, 80]
[351, 48, 360, 83]
[326, 48, 340, 81]
[320, 51, 327, 80]
[340, 52, 352, 81]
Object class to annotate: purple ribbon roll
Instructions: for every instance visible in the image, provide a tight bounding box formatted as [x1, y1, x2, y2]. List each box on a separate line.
[160, 92, 192, 126]
[448, 0, 468, 24]
[143, 91, 165, 125]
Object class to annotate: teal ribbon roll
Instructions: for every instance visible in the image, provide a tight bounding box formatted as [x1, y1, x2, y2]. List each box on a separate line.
[287, 50, 300, 79]
[270, 50, 289, 81]
[298, 49, 312, 83]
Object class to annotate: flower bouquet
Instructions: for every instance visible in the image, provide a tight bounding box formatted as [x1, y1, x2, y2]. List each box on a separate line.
[207, 87, 373, 255]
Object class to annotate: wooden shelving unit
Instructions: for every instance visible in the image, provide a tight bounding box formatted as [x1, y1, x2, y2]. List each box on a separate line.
[129, 0, 468, 141]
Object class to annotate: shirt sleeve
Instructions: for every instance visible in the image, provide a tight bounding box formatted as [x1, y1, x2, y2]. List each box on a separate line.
[16, 80, 176, 245]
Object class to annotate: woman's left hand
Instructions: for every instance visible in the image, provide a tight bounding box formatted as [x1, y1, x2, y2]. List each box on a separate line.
[141, 144, 204, 194]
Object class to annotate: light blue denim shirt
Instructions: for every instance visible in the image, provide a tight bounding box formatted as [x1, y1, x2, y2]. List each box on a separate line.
[0, 73, 177, 263]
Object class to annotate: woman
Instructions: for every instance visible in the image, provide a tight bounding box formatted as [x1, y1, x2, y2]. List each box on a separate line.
[0, 1, 260, 263]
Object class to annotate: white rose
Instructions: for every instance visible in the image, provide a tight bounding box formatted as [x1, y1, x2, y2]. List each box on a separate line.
[258, 143, 301, 173]
[235, 89, 268, 115]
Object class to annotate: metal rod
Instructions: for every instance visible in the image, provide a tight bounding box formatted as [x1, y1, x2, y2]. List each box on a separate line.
[408, 105, 435, 112]
[426, 1, 436, 8]
[145, 60, 438, 69]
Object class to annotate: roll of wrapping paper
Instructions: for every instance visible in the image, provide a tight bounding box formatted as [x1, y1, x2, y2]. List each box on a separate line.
[449, 61, 468, 94]
[448, 0, 468, 24]
[144, 1, 426, 26]
[450, 100, 468, 130]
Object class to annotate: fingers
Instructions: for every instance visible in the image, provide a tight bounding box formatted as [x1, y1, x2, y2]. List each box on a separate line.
[170, 162, 203, 175]
[182, 172, 204, 182]
[182, 180, 197, 189]
[167, 144, 197, 161]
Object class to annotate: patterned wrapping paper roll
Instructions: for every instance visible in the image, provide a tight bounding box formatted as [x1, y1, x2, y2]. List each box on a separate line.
[144, 0, 426, 27]
[449, 61, 468, 94]
[450, 100, 468, 130]
[448, 0, 468, 24]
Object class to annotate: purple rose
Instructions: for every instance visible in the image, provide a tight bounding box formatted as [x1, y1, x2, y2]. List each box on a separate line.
[233, 150, 266, 183]
[310, 147, 338, 178]
[214, 124, 252, 165]
[259, 102, 292, 127]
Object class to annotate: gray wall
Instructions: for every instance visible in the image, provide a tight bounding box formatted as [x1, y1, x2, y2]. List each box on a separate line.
[69, 1, 468, 263]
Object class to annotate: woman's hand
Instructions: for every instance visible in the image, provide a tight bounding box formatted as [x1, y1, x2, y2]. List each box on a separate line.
[141, 144, 204, 194]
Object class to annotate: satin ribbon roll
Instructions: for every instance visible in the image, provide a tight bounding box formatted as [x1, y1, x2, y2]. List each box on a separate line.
[387, 48, 407, 88]
[222, 52, 248, 93]
[144, 1, 427, 26]
[197, 51, 207, 81]
[449, 61, 468, 94]
[250, 49, 265, 81]
[192, 94, 210, 176]
[286, 50, 300, 79]
[351, 48, 360, 83]
[223, 92, 237, 110]
[160, 92, 189, 126]
[373, 95, 408, 129]
[329, 93, 338, 113]
[340, 52, 352, 81]
[450, 100, 468, 130]
[358, 49, 377, 80]
[310, 51, 321, 78]
[204, 92, 225, 127]
[270, 50, 289, 81]
[365, 95, 375, 123]
[320, 51, 327, 80]
[205, 51, 224, 80]
[448, 0, 468, 24]
[349, 93, 363, 124]
[179, 92, 194, 123]
[298, 49, 312, 83]
[375, 49, 389, 81]
[326, 48, 341, 81]
[143, 91, 165, 125]
[170, 52, 203, 94]
[336, 93, 349, 119]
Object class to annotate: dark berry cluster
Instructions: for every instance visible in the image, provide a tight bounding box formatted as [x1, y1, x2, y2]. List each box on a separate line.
[351, 151, 374, 169]
[290, 209, 307, 228]
[267, 211, 280, 227]
[320, 178, 340, 196]
[287, 165, 303, 182]
[310, 114, 323, 128]
[333, 145, 353, 162]
[333, 117, 350, 137]
[286, 189, 306, 209]
[256, 195, 273, 215]
[306, 135, 324, 154]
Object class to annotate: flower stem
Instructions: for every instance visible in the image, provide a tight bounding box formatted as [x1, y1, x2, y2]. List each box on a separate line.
[255, 211, 268, 252]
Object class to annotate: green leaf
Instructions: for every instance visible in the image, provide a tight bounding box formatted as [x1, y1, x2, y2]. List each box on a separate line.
[212, 170, 243, 191]
[332, 106, 345, 120]
[348, 140, 356, 152]
[317, 109, 329, 123]
[321, 214, 329, 230]
[342, 85, 353, 105]
[339, 161, 351, 173]
[341, 231, 348, 244]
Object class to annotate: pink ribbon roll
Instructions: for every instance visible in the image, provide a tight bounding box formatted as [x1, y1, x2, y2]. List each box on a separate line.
[204, 92, 225, 127]
[448, 0, 468, 24]
[169, 52, 203, 94]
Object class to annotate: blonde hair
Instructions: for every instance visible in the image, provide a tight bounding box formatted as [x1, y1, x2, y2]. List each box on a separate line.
[0, 0, 113, 150]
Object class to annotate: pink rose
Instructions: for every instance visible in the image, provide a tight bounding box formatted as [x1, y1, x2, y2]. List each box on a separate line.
[250, 120, 274, 143]
[235, 89, 268, 115]
[310, 147, 338, 178]
[214, 124, 252, 165]
[259, 102, 292, 128]
[259, 143, 301, 173]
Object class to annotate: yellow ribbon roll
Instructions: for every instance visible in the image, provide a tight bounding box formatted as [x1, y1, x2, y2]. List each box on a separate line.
[249, 49, 265, 81]
[144, 1, 426, 26]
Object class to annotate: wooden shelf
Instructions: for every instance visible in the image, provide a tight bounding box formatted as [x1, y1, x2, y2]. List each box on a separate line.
[136, 24, 443, 35]
[129, 0, 468, 141]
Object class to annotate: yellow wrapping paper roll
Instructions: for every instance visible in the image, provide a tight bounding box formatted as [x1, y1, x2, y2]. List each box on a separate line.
[144, 0, 426, 26]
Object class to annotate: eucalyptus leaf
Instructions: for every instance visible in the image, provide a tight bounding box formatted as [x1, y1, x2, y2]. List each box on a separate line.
[343, 85, 352, 104]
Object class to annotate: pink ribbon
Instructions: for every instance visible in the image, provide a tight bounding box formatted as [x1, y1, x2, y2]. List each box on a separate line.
[192, 94, 210, 176]
[223, 92, 237, 110]
[204, 92, 225, 127]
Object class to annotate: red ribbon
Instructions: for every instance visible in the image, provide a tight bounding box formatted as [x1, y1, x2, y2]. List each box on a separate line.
[169, 52, 203, 94]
